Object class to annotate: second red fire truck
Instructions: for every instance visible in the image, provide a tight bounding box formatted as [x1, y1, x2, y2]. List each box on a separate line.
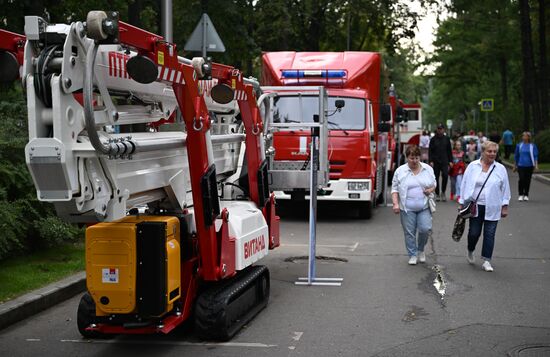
[261, 51, 393, 218]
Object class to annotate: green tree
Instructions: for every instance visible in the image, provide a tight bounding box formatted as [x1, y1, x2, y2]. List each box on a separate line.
[425, 0, 549, 135]
[424, 0, 523, 133]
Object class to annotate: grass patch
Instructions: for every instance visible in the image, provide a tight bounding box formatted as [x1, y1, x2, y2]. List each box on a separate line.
[503, 154, 550, 171]
[0, 242, 85, 303]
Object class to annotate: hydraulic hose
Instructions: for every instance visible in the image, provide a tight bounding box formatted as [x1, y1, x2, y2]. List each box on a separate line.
[83, 42, 113, 156]
[82, 42, 186, 156]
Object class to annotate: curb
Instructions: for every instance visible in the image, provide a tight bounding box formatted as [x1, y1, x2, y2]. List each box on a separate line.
[501, 160, 550, 186]
[533, 174, 550, 185]
[0, 271, 86, 331]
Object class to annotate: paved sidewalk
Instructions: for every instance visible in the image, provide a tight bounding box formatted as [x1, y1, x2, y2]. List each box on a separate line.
[0, 272, 85, 331]
[500, 160, 550, 185]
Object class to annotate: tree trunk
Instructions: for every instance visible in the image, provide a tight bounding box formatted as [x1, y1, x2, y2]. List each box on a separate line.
[518, 0, 541, 132]
[128, 0, 142, 27]
[538, 0, 549, 130]
[306, 1, 326, 51]
[499, 57, 508, 107]
[246, 0, 254, 76]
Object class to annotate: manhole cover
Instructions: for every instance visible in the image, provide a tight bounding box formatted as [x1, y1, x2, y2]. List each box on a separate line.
[508, 344, 550, 356]
[284, 255, 348, 263]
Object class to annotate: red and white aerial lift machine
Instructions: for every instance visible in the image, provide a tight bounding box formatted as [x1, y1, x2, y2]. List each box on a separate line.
[22, 11, 279, 340]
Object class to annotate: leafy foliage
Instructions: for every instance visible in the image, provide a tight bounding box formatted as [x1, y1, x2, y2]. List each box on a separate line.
[33, 217, 83, 248]
[425, 0, 548, 136]
[535, 129, 550, 162]
[0, 201, 26, 260]
[0, 84, 82, 261]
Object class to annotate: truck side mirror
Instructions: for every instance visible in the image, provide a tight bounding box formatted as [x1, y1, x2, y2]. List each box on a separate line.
[396, 106, 408, 123]
[380, 104, 391, 122]
[335, 99, 345, 109]
[378, 122, 391, 133]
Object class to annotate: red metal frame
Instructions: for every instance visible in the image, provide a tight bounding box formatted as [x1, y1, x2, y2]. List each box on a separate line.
[0, 29, 25, 78]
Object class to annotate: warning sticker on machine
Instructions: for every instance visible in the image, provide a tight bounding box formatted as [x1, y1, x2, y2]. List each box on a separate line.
[102, 268, 119, 284]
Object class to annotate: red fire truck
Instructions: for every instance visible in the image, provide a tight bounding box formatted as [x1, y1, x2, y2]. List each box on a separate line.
[261, 52, 391, 219]
[386, 85, 424, 175]
[399, 101, 423, 150]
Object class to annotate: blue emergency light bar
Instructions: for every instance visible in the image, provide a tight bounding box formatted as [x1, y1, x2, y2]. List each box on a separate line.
[281, 69, 347, 79]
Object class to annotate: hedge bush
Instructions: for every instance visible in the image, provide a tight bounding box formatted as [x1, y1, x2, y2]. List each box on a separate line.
[0, 85, 83, 261]
[33, 217, 83, 248]
[535, 129, 550, 163]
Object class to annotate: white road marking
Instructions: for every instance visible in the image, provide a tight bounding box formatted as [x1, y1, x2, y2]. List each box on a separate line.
[282, 243, 358, 250]
[60, 339, 277, 348]
[26, 339, 40, 342]
[292, 331, 303, 341]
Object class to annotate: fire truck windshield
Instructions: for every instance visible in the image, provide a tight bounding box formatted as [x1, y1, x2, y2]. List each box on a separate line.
[272, 95, 365, 130]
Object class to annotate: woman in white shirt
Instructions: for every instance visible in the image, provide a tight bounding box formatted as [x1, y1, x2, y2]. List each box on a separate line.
[459, 141, 511, 272]
[419, 130, 431, 163]
[392, 146, 437, 265]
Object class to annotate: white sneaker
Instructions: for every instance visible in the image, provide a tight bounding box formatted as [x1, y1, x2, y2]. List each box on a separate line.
[418, 251, 426, 263]
[482, 260, 494, 272]
[408, 256, 418, 265]
[524, 196, 529, 201]
[518, 195, 524, 201]
[467, 251, 475, 264]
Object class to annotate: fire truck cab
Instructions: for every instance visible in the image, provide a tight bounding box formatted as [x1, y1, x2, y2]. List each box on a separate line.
[262, 52, 388, 219]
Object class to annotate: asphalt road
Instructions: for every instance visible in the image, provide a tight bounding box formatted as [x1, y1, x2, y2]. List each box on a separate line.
[1, 168, 549, 356]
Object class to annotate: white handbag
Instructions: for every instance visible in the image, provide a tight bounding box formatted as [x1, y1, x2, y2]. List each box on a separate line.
[428, 193, 436, 213]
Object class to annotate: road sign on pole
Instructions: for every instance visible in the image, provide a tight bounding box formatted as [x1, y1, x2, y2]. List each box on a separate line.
[184, 13, 226, 57]
[480, 98, 494, 112]
[446, 119, 453, 129]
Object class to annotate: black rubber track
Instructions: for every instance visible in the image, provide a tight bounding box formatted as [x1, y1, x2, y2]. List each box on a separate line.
[77, 292, 102, 338]
[194, 265, 270, 341]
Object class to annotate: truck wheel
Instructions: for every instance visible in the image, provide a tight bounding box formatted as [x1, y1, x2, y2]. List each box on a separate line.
[77, 292, 102, 339]
[358, 202, 372, 219]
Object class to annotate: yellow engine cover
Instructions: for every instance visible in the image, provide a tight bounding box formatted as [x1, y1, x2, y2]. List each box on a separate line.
[86, 216, 181, 316]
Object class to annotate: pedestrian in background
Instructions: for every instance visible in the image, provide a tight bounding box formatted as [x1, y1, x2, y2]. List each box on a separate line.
[489, 131, 502, 163]
[450, 140, 465, 201]
[514, 131, 539, 202]
[466, 138, 478, 163]
[477, 131, 487, 144]
[429, 124, 453, 201]
[392, 146, 437, 265]
[476, 131, 487, 158]
[459, 141, 510, 272]
[501, 128, 514, 160]
[419, 130, 430, 163]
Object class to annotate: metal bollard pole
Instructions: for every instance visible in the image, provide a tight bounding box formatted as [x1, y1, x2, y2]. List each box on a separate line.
[307, 127, 319, 284]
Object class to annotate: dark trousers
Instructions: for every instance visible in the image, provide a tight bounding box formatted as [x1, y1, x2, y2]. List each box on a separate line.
[433, 162, 449, 195]
[517, 166, 534, 196]
[467, 205, 498, 260]
[504, 145, 513, 160]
